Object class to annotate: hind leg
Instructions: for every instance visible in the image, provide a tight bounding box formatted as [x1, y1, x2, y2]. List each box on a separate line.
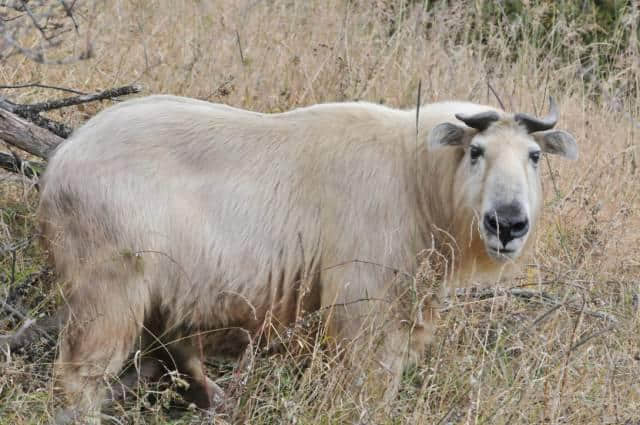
[53, 285, 145, 424]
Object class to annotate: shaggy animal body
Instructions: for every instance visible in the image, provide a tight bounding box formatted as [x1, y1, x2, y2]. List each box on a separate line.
[38, 95, 577, 422]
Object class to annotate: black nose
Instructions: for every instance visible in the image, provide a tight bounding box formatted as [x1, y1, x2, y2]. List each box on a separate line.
[483, 204, 529, 247]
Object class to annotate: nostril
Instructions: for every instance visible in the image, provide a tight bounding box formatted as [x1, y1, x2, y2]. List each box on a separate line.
[511, 218, 529, 238]
[483, 213, 498, 235]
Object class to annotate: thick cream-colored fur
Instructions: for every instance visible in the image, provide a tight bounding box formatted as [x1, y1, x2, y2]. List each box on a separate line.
[39, 95, 558, 421]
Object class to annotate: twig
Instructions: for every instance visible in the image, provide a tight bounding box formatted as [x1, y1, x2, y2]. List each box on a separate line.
[10, 244, 16, 285]
[436, 387, 471, 425]
[0, 151, 44, 178]
[1, 13, 25, 23]
[0, 300, 57, 345]
[235, 30, 244, 65]
[0, 238, 33, 256]
[321, 258, 413, 280]
[0, 97, 18, 111]
[1, 31, 74, 65]
[545, 153, 560, 198]
[569, 324, 617, 352]
[2, 1, 28, 12]
[530, 303, 563, 327]
[57, 0, 79, 32]
[0, 318, 35, 351]
[21, 1, 51, 42]
[0, 0, 91, 64]
[487, 81, 506, 110]
[414, 79, 421, 265]
[555, 295, 585, 418]
[0, 82, 87, 95]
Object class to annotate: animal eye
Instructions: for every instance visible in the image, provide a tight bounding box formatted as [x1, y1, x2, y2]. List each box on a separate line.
[529, 151, 541, 164]
[469, 145, 484, 162]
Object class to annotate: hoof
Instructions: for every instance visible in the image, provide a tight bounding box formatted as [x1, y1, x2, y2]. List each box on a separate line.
[205, 377, 226, 408]
[53, 408, 101, 425]
[107, 357, 163, 402]
[182, 376, 225, 410]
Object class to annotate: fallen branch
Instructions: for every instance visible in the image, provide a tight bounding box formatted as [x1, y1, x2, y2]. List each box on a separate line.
[0, 83, 143, 160]
[0, 107, 64, 158]
[0, 84, 143, 138]
[21, 112, 73, 139]
[448, 287, 619, 324]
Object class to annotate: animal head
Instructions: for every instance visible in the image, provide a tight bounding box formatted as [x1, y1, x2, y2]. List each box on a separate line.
[428, 97, 577, 263]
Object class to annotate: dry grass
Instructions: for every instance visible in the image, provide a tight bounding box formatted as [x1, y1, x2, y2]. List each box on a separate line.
[1, 1, 640, 423]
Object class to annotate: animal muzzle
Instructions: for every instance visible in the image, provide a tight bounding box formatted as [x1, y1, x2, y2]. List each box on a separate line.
[483, 203, 530, 250]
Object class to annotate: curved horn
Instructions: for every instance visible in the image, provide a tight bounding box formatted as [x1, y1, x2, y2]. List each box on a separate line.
[514, 96, 558, 133]
[454, 111, 500, 132]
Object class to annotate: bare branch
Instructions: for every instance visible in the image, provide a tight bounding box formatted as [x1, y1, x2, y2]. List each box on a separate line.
[0, 82, 87, 95]
[569, 324, 617, 352]
[235, 29, 244, 65]
[0, 0, 92, 64]
[21, 1, 52, 42]
[57, 0, 79, 32]
[2, 30, 90, 64]
[487, 81, 506, 110]
[448, 287, 619, 324]
[13, 84, 143, 113]
[1, 1, 28, 13]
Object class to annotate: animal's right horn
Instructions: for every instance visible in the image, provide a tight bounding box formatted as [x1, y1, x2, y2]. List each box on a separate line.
[514, 96, 558, 133]
[454, 111, 500, 132]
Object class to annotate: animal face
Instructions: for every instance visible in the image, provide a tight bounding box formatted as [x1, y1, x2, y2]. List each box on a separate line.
[429, 99, 577, 263]
[456, 127, 543, 261]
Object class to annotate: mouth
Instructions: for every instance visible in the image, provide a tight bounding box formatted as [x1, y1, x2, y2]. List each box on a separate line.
[487, 246, 517, 261]
[489, 247, 514, 254]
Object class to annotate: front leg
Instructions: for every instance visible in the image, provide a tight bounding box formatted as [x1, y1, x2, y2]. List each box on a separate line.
[321, 264, 438, 408]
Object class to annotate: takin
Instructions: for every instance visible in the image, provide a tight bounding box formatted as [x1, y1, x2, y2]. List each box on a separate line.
[34, 94, 577, 423]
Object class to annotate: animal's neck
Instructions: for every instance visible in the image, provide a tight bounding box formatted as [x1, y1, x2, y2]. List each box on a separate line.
[409, 144, 462, 260]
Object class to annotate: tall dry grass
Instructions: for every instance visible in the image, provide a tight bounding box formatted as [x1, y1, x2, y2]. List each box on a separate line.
[1, 0, 639, 423]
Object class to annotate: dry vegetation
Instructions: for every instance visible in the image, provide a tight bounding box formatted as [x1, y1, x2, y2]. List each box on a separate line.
[1, 1, 640, 424]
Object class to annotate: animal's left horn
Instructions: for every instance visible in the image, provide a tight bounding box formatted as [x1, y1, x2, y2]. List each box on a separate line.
[514, 96, 558, 133]
[454, 111, 500, 132]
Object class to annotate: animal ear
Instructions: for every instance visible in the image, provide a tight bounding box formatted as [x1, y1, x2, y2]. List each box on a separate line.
[532, 130, 578, 160]
[428, 122, 474, 150]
